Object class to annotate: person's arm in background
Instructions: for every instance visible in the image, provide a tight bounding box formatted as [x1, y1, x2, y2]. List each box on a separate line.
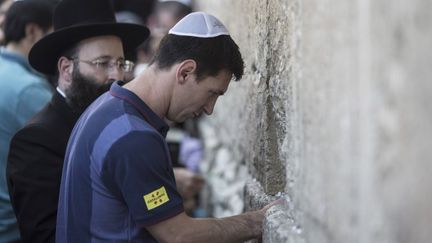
[173, 167, 204, 198]
[173, 168, 204, 213]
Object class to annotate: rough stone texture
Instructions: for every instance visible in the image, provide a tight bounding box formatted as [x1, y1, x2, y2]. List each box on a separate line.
[244, 181, 303, 243]
[199, 119, 249, 217]
[195, 0, 432, 242]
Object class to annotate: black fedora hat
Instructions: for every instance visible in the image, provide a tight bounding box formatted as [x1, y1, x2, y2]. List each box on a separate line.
[29, 0, 150, 75]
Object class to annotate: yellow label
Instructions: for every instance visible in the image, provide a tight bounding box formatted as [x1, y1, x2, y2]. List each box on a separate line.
[143, 186, 170, 210]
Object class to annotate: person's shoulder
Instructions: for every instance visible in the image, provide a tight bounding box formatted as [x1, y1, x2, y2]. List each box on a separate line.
[96, 109, 157, 138]
[0, 60, 49, 90]
[24, 103, 50, 123]
[0, 59, 28, 91]
[13, 122, 53, 143]
[110, 128, 165, 153]
[19, 74, 51, 94]
[9, 123, 58, 154]
[14, 104, 69, 142]
[102, 129, 168, 172]
[20, 100, 65, 132]
[0, 55, 21, 72]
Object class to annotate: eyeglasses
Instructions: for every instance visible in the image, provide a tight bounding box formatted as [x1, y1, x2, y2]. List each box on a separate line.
[70, 57, 135, 73]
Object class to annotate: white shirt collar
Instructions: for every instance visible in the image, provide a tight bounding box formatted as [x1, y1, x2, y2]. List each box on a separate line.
[56, 86, 66, 98]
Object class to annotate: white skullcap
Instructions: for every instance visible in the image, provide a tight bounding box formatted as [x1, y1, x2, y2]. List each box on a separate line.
[168, 12, 230, 38]
[158, 0, 192, 7]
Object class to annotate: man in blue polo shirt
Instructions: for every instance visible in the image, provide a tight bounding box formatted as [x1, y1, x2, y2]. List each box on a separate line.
[57, 12, 281, 242]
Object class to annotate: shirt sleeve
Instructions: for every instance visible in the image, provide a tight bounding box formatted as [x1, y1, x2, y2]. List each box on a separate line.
[101, 130, 184, 226]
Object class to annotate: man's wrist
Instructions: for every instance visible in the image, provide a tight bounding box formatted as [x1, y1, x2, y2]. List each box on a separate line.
[244, 210, 265, 238]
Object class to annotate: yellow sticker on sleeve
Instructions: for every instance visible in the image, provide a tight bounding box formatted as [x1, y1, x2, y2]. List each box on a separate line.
[143, 186, 170, 210]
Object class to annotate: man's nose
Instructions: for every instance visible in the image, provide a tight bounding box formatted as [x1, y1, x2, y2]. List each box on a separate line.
[203, 99, 217, 115]
[108, 66, 123, 81]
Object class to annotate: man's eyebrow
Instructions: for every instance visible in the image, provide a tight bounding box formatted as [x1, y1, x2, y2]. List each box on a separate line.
[94, 55, 125, 60]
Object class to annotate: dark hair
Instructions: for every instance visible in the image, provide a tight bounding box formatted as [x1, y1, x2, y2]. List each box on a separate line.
[152, 34, 244, 81]
[156, 1, 192, 21]
[111, 0, 156, 24]
[4, 0, 53, 44]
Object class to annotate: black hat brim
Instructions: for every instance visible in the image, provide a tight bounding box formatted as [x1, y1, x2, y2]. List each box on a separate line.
[29, 22, 150, 75]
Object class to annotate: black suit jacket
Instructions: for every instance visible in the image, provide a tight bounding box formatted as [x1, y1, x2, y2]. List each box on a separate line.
[6, 92, 79, 243]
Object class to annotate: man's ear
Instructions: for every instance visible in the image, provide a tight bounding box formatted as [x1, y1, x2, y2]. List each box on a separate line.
[25, 23, 44, 44]
[176, 59, 197, 84]
[57, 56, 74, 89]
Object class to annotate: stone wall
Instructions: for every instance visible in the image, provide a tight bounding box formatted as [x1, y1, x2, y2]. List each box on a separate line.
[195, 0, 432, 242]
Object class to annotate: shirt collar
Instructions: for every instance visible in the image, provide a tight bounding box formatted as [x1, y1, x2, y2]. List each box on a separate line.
[109, 81, 169, 137]
[56, 86, 67, 98]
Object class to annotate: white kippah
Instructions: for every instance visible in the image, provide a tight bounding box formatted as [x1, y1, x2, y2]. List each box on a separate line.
[168, 12, 230, 38]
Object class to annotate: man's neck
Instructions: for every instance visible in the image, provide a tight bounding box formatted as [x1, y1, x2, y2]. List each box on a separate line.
[5, 42, 29, 58]
[124, 65, 174, 120]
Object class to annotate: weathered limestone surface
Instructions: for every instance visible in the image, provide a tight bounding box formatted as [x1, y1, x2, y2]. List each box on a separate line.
[195, 0, 432, 242]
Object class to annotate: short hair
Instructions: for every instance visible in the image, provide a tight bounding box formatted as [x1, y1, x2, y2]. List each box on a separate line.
[4, 0, 53, 44]
[152, 34, 244, 81]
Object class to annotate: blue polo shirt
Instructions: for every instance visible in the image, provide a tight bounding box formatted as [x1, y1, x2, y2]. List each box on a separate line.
[56, 81, 184, 242]
[0, 47, 52, 242]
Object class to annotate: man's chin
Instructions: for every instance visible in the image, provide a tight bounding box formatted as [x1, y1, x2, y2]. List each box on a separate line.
[167, 110, 201, 123]
[168, 115, 190, 123]
[174, 117, 188, 123]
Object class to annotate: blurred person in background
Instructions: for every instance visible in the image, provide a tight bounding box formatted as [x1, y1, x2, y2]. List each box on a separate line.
[111, 0, 156, 65]
[111, 0, 156, 26]
[134, 0, 193, 76]
[6, 0, 149, 242]
[0, 1, 54, 241]
[0, 0, 12, 45]
[155, 0, 192, 33]
[112, 0, 157, 82]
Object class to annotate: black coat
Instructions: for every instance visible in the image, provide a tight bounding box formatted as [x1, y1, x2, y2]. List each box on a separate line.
[7, 92, 79, 243]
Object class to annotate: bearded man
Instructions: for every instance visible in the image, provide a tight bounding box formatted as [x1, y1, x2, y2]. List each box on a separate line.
[5, 0, 149, 242]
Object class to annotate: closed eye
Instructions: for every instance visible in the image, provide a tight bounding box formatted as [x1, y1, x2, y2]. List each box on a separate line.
[209, 90, 224, 96]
